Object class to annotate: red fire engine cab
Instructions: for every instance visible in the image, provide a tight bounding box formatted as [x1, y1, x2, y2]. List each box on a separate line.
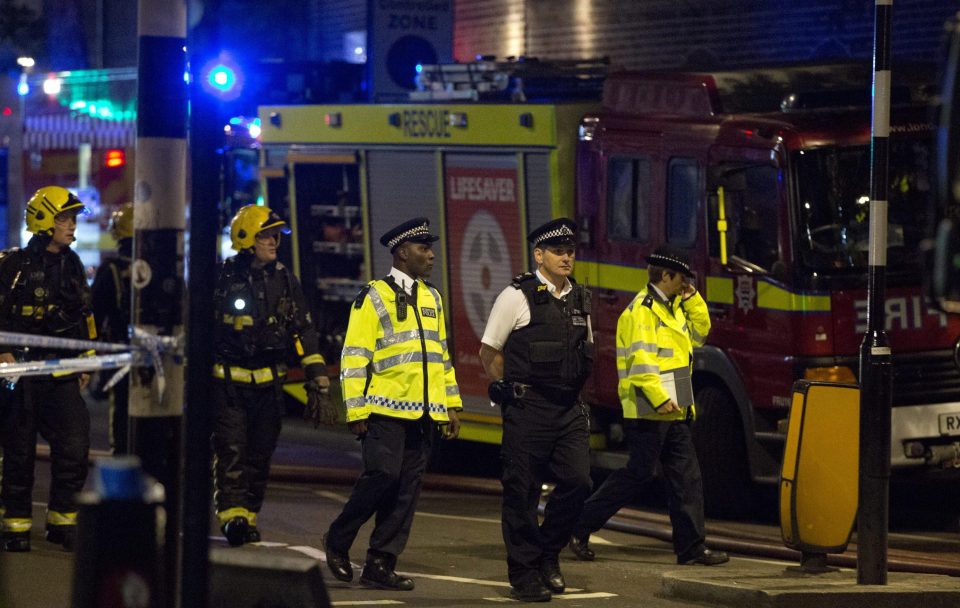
[577, 65, 960, 516]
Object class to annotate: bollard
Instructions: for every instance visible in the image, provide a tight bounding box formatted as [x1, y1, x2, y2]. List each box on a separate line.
[72, 456, 166, 608]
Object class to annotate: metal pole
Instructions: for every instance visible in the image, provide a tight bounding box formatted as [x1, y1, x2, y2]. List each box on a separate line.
[181, 0, 222, 605]
[133, 2, 188, 605]
[858, 0, 893, 585]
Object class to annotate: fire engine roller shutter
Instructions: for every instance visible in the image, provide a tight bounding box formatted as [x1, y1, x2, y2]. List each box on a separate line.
[524, 153, 554, 261]
[367, 151, 443, 279]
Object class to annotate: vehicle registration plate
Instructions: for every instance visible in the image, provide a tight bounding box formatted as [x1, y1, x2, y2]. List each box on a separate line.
[938, 412, 960, 435]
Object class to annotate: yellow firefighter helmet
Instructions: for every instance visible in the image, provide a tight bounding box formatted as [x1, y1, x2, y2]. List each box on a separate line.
[25, 186, 86, 235]
[109, 202, 134, 241]
[229, 205, 289, 251]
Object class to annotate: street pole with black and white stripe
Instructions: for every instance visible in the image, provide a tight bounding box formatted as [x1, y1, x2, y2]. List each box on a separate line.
[132, 2, 187, 604]
[858, 0, 893, 586]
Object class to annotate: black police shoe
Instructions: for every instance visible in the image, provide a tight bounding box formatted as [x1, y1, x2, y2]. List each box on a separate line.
[568, 535, 595, 561]
[45, 526, 76, 552]
[539, 556, 565, 593]
[322, 533, 353, 582]
[222, 516, 249, 547]
[2, 531, 30, 552]
[360, 558, 415, 591]
[510, 579, 552, 602]
[244, 526, 261, 544]
[679, 547, 730, 566]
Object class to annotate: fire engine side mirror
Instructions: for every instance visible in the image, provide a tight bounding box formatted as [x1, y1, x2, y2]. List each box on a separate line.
[932, 219, 960, 313]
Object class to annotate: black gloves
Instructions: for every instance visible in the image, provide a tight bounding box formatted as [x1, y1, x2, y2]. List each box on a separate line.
[304, 379, 337, 428]
[488, 379, 518, 407]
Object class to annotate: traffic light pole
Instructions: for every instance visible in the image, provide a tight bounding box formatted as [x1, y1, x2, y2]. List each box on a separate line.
[132, 2, 188, 605]
[858, 0, 893, 585]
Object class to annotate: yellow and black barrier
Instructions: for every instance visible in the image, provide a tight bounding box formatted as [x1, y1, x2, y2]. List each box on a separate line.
[780, 380, 859, 572]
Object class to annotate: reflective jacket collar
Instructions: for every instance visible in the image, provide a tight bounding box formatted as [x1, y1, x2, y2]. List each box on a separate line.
[388, 266, 417, 296]
[644, 283, 685, 330]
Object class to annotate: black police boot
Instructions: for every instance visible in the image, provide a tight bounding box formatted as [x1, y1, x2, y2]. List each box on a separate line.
[221, 516, 249, 547]
[46, 525, 77, 552]
[539, 556, 565, 594]
[2, 531, 31, 552]
[360, 557, 415, 591]
[568, 535, 595, 561]
[509, 578, 552, 603]
[244, 526, 261, 543]
[678, 547, 730, 566]
[322, 533, 353, 582]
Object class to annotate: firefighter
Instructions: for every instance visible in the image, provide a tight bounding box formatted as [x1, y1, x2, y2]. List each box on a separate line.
[479, 218, 593, 603]
[324, 217, 462, 591]
[568, 245, 729, 567]
[0, 186, 95, 552]
[212, 204, 334, 547]
[91, 202, 133, 454]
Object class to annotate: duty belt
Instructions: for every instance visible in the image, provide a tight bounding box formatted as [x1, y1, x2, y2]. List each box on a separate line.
[212, 363, 287, 384]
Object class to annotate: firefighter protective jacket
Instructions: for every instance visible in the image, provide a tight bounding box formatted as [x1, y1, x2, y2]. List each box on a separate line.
[340, 277, 462, 423]
[212, 254, 326, 381]
[0, 234, 95, 356]
[90, 239, 131, 344]
[617, 285, 710, 421]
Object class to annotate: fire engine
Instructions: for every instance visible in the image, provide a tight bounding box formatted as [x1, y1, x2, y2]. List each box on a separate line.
[259, 60, 960, 517]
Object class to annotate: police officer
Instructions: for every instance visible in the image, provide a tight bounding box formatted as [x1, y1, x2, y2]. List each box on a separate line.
[324, 217, 462, 591]
[568, 245, 729, 567]
[212, 204, 333, 546]
[0, 186, 95, 552]
[479, 218, 593, 602]
[91, 202, 133, 454]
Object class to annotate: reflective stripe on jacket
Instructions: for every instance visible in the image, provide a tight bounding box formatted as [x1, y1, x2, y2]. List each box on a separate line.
[340, 279, 462, 423]
[616, 287, 710, 421]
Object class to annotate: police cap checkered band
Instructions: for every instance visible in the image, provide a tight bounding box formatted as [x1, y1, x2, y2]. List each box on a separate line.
[646, 246, 694, 277]
[380, 217, 440, 250]
[528, 217, 577, 247]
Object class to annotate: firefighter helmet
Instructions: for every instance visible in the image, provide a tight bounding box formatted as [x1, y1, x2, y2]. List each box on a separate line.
[229, 205, 289, 251]
[110, 202, 134, 241]
[25, 186, 86, 235]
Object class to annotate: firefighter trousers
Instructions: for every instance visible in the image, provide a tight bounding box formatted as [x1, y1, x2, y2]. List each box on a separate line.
[325, 414, 433, 565]
[500, 393, 592, 587]
[211, 380, 284, 516]
[1, 376, 90, 520]
[573, 418, 705, 560]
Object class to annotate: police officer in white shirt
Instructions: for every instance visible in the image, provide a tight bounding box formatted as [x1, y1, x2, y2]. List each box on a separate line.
[479, 218, 593, 603]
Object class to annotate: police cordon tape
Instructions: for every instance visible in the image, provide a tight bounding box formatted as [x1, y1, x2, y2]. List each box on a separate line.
[0, 328, 182, 391]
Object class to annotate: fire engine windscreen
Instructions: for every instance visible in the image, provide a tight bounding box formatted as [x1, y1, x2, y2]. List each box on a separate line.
[793, 141, 934, 272]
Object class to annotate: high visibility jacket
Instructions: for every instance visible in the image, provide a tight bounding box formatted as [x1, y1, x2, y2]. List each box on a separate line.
[616, 286, 710, 421]
[340, 277, 462, 423]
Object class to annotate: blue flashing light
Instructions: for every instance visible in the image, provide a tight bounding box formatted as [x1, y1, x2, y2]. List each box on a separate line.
[17, 81, 29, 96]
[248, 122, 261, 139]
[208, 65, 236, 92]
[415, 63, 423, 73]
[199, 53, 245, 101]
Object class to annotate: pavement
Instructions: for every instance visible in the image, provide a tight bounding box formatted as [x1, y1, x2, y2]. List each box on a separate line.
[662, 560, 960, 608]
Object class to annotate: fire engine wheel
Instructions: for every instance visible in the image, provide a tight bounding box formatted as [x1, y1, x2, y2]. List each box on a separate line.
[692, 385, 755, 520]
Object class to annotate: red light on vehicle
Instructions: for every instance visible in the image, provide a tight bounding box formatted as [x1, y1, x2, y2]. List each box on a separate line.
[2, 107, 11, 116]
[105, 149, 125, 168]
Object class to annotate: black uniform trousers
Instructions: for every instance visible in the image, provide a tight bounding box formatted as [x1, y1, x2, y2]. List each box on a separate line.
[211, 380, 284, 515]
[1, 375, 90, 520]
[573, 418, 705, 560]
[500, 390, 592, 587]
[326, 414, 434, 566]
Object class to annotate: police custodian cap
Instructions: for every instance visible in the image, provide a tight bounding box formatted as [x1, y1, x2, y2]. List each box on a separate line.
[646, 244, 694, 278]
[380, 217, 440, 251]
[528, 217, 577, 248]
